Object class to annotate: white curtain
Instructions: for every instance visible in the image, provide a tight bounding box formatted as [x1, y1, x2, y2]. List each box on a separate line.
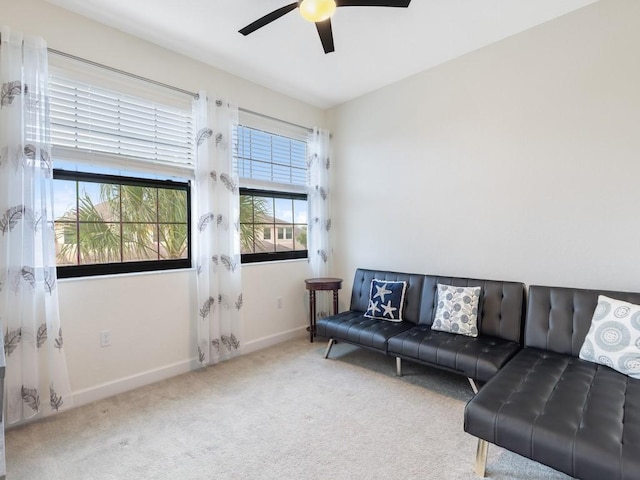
[307, 128, 333, 319]
[193, 93, 244, 365]
[0, 26, 73, 472]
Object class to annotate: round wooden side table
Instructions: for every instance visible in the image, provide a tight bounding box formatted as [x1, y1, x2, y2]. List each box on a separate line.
[305, 277, 343, 343]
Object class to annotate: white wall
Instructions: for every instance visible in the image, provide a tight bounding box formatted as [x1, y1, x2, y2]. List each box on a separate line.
[7, 0, 640, 407]
[328, 0, 640, 300]
[60, 261, 312, 404]
[3, 0, 323, 403]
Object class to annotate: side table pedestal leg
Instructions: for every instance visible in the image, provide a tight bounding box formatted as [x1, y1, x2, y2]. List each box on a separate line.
[308, 290, 316, 343]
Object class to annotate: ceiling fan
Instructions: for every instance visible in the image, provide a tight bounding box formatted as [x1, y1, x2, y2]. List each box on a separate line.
[239, 0, 412, 54]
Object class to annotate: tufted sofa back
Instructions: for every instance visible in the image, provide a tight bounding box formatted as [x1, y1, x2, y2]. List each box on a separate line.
[418, 276, 525, 343]
[526, 285, 640, 356]
[350, 269, 425, 324]
[350, 269, 525, 342]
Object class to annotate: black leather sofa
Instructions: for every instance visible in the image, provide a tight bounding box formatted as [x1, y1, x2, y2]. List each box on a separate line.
[464, 285, 640, 479]
[316, 268, 526, 390]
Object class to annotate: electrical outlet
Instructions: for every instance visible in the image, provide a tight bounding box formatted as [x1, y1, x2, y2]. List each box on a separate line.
[100, 330, 112, 347]
[276, 297, 283, 309]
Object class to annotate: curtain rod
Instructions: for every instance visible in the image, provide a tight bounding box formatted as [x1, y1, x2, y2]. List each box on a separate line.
[239, 108, 313, 133]
[46, 48, 314, 133]
[47, 48, 200, 99]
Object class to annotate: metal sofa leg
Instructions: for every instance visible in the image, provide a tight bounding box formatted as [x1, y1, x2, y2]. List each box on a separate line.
[468, 377, 479, 394]
[396, 357, 402, 377]
[474, 438, 488, 477]
[323, 339, 335, 359]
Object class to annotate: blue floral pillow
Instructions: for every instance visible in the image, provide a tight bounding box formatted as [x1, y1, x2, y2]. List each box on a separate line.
[364, 279, 407, 322]
[432, 284, 481, 337]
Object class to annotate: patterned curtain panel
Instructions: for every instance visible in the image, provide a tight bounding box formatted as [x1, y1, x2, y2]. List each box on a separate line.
[193, 93, 244, 365]
[0, 27, 73, 472]
[307, 128, 333, 319]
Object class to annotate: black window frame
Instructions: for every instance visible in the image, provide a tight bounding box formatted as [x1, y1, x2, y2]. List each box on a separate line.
[53, 169, 192, 278]
[240, 187, 308, 264]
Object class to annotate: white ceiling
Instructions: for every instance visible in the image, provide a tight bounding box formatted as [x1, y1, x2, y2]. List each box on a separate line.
[45, 0, 597, 109]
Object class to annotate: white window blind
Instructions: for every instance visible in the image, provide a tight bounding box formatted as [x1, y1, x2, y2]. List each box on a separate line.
[235, 125, 307, 189]
[49, 75, 194, 169]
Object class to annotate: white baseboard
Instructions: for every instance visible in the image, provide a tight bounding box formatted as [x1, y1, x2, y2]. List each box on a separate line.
[242, 325, 307, 355]
[71, 326, 307, 408]
[71, 358, 197, 408]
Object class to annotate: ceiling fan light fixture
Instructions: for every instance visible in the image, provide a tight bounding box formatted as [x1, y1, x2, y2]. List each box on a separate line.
[299, 0, 337, 23]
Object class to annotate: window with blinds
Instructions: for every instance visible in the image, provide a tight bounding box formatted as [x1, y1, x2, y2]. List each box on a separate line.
[235, 125, 307, 188]
[234, 121, 310, 263]
[49, 75, 194, 169]
[49, 74, 193, 277]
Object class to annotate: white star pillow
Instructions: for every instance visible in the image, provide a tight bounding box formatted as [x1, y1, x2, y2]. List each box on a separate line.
[364, 279, 407, 322]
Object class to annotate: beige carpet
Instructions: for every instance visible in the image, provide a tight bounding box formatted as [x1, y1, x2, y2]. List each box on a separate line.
[5, 338, 571, 479]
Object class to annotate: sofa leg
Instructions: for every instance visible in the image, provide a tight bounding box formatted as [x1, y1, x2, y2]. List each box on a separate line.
[396, 357, 402, 376]
[474, 438, 488, 477]
[323, 339, 335, 359]
[468, 377, 479, 394]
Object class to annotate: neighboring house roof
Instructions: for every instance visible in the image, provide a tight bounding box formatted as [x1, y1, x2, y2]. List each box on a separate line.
[257, 240, 293, 252]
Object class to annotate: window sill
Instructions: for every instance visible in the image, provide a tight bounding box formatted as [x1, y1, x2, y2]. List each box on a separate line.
[241, 258, 308, 268]
[57, 266, 195, 283]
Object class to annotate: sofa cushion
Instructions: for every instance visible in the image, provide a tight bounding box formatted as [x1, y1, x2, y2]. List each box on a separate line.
[316, 311, 415, 353]
[387, 325, 520, 382]
[464, 347, 640, 480]
[364, 279, 407, 322]
[432, 284, 481, 337]
[579, 295, 640, 379]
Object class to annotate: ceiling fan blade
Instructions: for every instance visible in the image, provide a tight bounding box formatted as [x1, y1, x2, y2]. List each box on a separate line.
[239, 2, 299, 36]
[336, 0, 411, 7]
[315, 18, 335, 54]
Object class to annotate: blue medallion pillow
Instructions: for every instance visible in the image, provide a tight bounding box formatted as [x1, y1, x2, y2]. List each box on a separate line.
[364, 279, 407, 322]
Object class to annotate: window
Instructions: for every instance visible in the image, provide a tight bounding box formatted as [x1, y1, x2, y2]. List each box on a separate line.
[277, 227, 293, 240]
[49, 73, 194, 277]
[239, 188, 307, 263]
[53, 170, 191, 278]
[235, 118, 309, 263]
